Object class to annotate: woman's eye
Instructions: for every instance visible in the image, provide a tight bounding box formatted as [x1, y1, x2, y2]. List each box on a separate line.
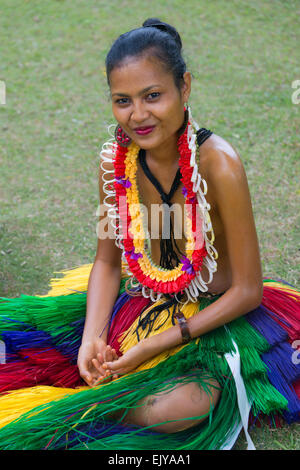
[147, 92, 160, 100]
[115, 98, 129, 105]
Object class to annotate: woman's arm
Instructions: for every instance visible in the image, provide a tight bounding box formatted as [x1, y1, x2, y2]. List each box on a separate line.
[103, 144, 264, 375]
[77, 155, 122, 385]
[186, 142, 263, 333]
[154, 143, 263, 341]
[81, 257, 121, 344]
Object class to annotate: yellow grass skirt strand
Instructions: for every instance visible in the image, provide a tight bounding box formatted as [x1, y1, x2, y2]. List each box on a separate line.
[118, 300, 201, 372]
[42, 264, 93, 297]
[43, 263, 130, 297]
[0, 386, 87, 430]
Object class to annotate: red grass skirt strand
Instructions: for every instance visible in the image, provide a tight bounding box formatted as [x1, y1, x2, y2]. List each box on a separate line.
[0, 348, 82, 392]
[107, 295, 152, 356]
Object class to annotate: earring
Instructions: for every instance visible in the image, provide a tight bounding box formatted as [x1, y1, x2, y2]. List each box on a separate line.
[177, 106, 189, 137]
[115, 124, 132, 147]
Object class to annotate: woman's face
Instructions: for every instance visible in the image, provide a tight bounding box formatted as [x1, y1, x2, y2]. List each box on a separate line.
[109, 54, 191, 151]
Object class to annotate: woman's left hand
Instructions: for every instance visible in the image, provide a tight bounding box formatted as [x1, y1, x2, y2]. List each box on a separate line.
[102, 339, 156, 377]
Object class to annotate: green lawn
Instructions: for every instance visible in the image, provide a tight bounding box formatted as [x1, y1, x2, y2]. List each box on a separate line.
[0, 0, 299, 450]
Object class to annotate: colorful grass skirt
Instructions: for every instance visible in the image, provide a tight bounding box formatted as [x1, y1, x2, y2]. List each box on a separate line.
[0, 264, 299, 450]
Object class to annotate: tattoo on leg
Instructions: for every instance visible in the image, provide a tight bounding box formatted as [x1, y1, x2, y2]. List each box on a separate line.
[146, 397, 157, 407]
[190, 387, 203, 405]
[144, 396, 158, 426]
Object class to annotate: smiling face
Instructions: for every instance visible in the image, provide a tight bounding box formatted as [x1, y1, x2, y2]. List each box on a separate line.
[109, 54, 191, 152]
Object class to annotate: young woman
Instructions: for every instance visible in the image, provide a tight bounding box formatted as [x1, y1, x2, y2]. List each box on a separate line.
[0, 19, 299, 450]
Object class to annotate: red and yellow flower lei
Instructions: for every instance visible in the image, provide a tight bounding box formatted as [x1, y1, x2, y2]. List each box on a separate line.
[113, 125, 209, 295]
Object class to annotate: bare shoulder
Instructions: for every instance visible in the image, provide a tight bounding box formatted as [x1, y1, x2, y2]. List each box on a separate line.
[198, 133, 247, 187]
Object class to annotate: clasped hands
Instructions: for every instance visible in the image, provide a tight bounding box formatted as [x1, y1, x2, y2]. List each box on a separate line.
[77, 337, 155, 387]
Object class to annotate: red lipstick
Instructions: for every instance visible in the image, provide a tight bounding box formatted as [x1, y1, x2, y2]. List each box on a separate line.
[134, 126, 155, 135]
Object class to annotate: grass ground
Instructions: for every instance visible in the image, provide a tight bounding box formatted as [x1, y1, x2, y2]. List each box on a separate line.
[0, 0, 299, 450]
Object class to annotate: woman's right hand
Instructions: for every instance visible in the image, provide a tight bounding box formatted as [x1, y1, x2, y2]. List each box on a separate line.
[77, 338, 118, 387]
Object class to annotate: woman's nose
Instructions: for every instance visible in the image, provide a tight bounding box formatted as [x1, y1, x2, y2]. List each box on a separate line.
[131, 102, 150, 123]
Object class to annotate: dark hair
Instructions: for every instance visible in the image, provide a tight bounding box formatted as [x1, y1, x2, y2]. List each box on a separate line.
[105, 18, 186, 90]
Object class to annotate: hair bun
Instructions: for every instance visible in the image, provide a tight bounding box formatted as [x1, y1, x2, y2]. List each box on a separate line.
[142, 18, 182, 50]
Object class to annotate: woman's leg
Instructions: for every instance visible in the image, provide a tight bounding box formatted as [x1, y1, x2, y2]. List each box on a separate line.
[114, 373, 221, 434]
